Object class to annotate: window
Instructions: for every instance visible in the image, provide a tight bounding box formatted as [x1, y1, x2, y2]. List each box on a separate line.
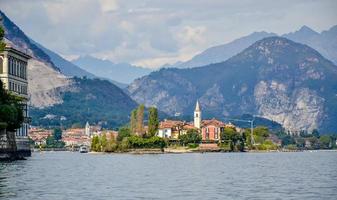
[0, 57, 3, 74]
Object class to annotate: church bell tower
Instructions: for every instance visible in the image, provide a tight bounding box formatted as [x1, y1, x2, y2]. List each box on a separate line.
[194, 100, 201, 129]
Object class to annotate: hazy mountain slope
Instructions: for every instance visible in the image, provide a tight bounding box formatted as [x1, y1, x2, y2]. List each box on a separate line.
[73, 55, 152, 84]
[168, 31, 276, 68]
[163, 25, 337, 69]
[128, 37, 337, 133]
[30, 78, 138, 128]
[283, 25, 337, 64]
[0, 10, 57, 70]
[1, 11, 138, 127]
[32, 42, 96, 78]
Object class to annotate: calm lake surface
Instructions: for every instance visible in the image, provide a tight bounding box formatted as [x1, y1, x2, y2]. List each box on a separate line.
[1, 151, 337, 200]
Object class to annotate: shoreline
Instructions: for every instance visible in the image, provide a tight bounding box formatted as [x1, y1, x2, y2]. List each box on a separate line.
[32, 148, 337, 154]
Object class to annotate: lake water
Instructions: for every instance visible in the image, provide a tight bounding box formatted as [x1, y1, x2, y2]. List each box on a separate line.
[0, 151, 337, 200]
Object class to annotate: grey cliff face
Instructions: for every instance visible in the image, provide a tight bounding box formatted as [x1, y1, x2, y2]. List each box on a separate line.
[128, 37, 337, 133]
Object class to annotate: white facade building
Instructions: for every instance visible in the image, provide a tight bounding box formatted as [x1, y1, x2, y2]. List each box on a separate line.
[0, 45, 31, 156]
[158, 128, 172, 138]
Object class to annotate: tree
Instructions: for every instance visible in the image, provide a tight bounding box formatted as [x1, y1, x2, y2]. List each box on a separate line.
[101, 133, 108, 151]
[0, 80, 24, 131]
[91, 135, 100, 152]
[147, 107, 159, 137]
[281, 135, 296, 146]
[117, 127, 131, 141]
[312, 129, 320, 138]
[53, 127, 62, 141]
[130, 109, 137, 134]
[319, 135, 332, 149]
[221, 127, 237, 141]
[0, 24, 6, 51]
[179, 129, 201, 146]
[136, 104, 144, 135]
[221, 127, 244, 151]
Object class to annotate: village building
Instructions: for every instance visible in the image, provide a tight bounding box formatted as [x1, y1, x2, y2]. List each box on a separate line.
[62, 128, 90, 147]
[201, 119, 225, 142]
[0, 45, 31, 156]
[28, 128, 53, 146]
[158, 120, 183, 139]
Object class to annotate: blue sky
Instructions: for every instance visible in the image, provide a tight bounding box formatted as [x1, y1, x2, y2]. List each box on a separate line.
[1, 0, 337, 68]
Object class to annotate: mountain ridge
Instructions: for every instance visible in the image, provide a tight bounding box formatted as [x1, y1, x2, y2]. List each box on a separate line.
[72, 55, 152, 84]
[128, 36, 337, 133]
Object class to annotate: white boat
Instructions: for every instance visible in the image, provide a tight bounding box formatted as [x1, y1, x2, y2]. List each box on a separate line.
[79, 146, 89, 153]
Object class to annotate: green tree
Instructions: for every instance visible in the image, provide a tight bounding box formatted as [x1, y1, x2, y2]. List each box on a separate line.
[221, 127, 244, 151]
[319, 135, 332, 149]
[53, 127, 62, 141]
[117, 127, 131, 141]
[281, 135, 296, 146]
[101, 133, 108, 151]
[179, 129, 201, 146]
[119, 137, 130, 151]
[91, 135, 100, 151]
[0, 24, 6, 51]
[130, 109, 137, 134]
[136, 104, 144, 135]
[312, 129, 320, 138]
[105, 133, 118, 152]
[0, 80, 24, 131]
[147, 107, 159, 137]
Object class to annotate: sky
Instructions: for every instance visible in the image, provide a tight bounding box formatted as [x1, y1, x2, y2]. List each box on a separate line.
[1, 0, 337, 68]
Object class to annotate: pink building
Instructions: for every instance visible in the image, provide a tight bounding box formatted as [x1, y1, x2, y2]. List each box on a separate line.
[201, 119, 225, 142]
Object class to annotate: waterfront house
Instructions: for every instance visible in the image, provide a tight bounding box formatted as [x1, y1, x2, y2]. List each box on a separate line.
[62, 128, 90, 147]
[158, 120, 183, 139]
[28, 128, 53, 146]
[201, 119, 225, 142]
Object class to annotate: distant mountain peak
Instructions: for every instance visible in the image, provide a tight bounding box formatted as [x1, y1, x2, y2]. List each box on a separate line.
[299, 25, 317, 33]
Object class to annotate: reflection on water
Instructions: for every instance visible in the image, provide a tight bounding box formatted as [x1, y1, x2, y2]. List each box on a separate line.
[1, 151, 337, 200]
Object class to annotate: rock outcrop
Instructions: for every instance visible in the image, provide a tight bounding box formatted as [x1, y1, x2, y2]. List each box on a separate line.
[128, 37, 337, 133]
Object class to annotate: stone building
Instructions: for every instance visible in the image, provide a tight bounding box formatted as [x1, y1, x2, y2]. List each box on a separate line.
[0, 45, 31, 156]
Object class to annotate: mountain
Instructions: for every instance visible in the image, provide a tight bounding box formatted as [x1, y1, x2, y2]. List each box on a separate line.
[162, 25, 337, 69]
[30, 77, 137, 128]
[72, 55, 152, 84]
[32, 41, 96, 79]
[283, 25, 337, 64]
[164, 31, 276, 68]
[128, 37, 337, 133]
[1, 11, 137, 127]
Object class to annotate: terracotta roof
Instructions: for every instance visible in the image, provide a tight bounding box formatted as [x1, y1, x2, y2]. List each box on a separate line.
[159, 120, 184, 129]
[202, 119, 225, 127]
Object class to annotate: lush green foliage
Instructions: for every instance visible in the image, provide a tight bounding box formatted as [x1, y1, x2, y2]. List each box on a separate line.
[117, 127, 131, 142]
[0, 25, 5, 51]
[130, 109, 137, 134]
[91, 133, 166, 152]
[0, 80, 24, 131]
[53, 128, 62, 141]
[221, 127, 245, 152]
[44, 135, 65, 148]
[136, 104, 144, 135]
[30, 77, 138, 129]
[128, 135, 166, 149]
[178, 129, 201, 146]
[147, 107, 159, 137]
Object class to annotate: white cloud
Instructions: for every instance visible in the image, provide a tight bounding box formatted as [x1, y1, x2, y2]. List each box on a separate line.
[0, 0, 336, 68]
[99, 0, 119, 12]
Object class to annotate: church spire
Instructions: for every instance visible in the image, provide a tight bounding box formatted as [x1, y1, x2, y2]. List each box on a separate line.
[194, 100, 201, 129]
[195, 100, 201, 111]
